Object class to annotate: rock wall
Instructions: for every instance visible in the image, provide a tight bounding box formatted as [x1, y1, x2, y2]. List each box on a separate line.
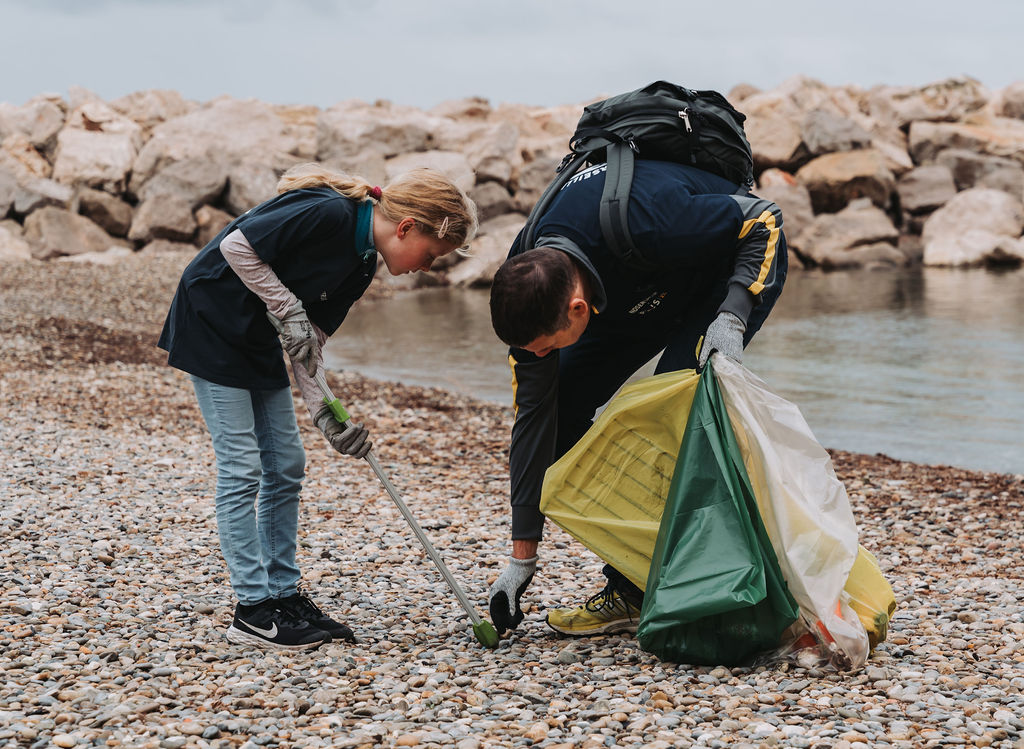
[1, 77, 1023, 280]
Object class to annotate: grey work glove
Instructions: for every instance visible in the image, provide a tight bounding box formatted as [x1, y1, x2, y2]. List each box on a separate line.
[698, 311, 746, 369]
[268, 302, 319, 377]
[314, 404, 372, 459]
[489, 556, 537, 635]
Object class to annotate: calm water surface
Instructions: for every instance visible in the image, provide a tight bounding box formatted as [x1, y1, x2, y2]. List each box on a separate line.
[325, 267, 1024, 475]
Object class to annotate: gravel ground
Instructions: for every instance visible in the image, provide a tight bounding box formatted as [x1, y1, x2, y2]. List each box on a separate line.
[1, 253, 1023, 748]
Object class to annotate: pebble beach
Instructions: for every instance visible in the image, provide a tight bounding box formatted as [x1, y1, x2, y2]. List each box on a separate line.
[1, 252, 1023, 749]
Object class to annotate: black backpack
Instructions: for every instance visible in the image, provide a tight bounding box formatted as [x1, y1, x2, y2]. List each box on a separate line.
[521, 81, 754, 270]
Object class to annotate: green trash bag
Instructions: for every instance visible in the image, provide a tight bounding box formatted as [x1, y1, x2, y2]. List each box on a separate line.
[637, 360, 800, 666]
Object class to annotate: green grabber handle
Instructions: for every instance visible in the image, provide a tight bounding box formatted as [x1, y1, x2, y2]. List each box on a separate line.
[310, 368, 500, 649]
[315, 371, 352, 424]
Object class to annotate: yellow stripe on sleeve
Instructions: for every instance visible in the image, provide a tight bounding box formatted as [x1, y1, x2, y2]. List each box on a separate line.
[737, 210, 779, 295]
[509, 353, 519, 417]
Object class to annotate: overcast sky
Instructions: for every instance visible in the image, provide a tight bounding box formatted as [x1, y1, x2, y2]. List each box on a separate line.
[2, 0, 1021, 109]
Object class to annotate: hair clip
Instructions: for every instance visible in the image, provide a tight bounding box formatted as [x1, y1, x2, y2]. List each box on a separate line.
[438, 216, 450, 239]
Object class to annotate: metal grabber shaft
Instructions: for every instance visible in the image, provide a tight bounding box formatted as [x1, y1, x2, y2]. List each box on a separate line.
[312, 370, 500, 648]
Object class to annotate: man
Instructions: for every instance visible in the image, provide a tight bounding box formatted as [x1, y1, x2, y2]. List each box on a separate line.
[487, 158, 787, 638]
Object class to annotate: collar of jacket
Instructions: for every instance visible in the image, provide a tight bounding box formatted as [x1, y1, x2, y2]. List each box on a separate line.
[355, 200, 375, 261]
[535, 234, 607, 313]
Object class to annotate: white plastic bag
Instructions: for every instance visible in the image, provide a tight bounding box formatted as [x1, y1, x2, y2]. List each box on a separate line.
[713, 354, 870, 669]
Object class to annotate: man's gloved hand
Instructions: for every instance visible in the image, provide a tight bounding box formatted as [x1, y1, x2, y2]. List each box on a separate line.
[489, 556, 537, 635]
[269, 302, 319, 377]
[698, 311, 746, 369]
[314, 404, 372, 459]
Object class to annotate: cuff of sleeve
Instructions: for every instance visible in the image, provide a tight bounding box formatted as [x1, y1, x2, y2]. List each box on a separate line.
[511, 505, 545, 541]
[717, 282, 756, 327]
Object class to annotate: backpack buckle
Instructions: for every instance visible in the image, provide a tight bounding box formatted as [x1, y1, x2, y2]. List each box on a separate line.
[556, 153, 577, 173]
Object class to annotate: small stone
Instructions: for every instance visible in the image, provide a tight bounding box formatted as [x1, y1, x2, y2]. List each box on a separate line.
[556, 649, 582, 664]
[524, 722, 550, 742]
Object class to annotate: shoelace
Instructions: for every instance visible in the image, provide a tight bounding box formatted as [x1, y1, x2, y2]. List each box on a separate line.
[269, 604, 315, 629]
[287, 593, 326, 619]
[584, 582, 637, 618]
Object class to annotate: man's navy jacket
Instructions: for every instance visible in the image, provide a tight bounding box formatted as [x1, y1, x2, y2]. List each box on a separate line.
[504, 159, 787, 540]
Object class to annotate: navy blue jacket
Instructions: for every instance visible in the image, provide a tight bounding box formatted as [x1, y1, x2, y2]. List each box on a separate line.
[505, 160, 787, 539]
[158, 188, 377, 390]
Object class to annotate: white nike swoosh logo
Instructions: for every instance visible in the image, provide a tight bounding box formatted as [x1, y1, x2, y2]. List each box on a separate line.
[241, 619, 278, 638]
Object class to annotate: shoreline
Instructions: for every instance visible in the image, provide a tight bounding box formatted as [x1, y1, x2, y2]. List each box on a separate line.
[2, 253, 1023, 747]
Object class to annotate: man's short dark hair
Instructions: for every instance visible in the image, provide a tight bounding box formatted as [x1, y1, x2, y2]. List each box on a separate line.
[490, 249, 576, 347]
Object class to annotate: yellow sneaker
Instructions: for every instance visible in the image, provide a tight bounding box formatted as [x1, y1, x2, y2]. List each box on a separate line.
[546, 584, 641, 636]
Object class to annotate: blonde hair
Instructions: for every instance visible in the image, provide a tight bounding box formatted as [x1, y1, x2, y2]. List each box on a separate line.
[277, 163, 478, 248]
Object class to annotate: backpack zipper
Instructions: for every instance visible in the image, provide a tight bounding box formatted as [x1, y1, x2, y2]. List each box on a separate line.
[679, 108, 692, 133]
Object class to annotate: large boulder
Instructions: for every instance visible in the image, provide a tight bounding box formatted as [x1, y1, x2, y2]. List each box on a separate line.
[225, 162, 279, 215]
[800, 109, 872, 157]
[24, 206, 124, 259]
[994, 81, 1024, 120]
[923, 230, 1024, 267]
[384, 150, 475, 193]
[908, 116, 1024, 166]
[754, 169, 815, 247]
[109, 89, 196, 135]
[512, 153, 561, 214]
[0, 222, 32, 261]
[78, 187, 134, 237]
[0, 133, 52, 181]
[447, 213, 526, 288]
[922, 188, 1024, 266]
[868, 77, 990, 129]
[897, 165, 957, 215]
[13, 177, 73, 215]
[0, 95, 65, 152]
[195, 205, 234, 248]
[934, 149, 1024, 196]
[322, 151, 387, 190]
[138, 156, 229, 207]
[128, 194, 197, 244]
[795, 149, 896, 213]
[468, 181, 515, 223]
[0, 168, 16, 218]
[794, 199, 900, 268]
[741, 92, 806, 171]
[432, 119, 519, 183]
[131, 97, 314, 193]
[429, 96, 493, 120]
[52, 101, 143, 193]
[317, 100, 439, 163]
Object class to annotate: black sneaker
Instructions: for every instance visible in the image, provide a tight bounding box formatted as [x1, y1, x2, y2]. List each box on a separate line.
[277, 591, 357, 643]
[226, 600, 332, 651]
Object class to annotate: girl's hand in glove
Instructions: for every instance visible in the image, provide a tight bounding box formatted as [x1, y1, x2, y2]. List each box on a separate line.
[314, 405, 372, 459]
[698, 311, 745, 369]
[269, 302, 319, 376]
[489, 556, 537, 635]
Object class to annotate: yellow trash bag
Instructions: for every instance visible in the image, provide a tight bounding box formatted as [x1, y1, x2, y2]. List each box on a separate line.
[540, 369, 700, 590]
[846, 545, 897, 650]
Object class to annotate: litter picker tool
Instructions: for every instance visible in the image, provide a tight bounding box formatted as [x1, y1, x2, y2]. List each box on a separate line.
[311, 369, 500, 649]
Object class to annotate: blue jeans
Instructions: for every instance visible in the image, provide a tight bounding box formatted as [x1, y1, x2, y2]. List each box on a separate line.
[191, 376, 306, 605]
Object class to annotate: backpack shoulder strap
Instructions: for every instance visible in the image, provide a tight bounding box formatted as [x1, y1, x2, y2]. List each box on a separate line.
[521, 152, 589, 251]
[599, 143, 656, 270]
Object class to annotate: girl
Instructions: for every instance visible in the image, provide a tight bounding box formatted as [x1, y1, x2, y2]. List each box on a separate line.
[159, 163, 477, 650]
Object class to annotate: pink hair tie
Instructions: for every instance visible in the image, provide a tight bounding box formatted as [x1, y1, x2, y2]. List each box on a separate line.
[369, 186, 382, 201]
